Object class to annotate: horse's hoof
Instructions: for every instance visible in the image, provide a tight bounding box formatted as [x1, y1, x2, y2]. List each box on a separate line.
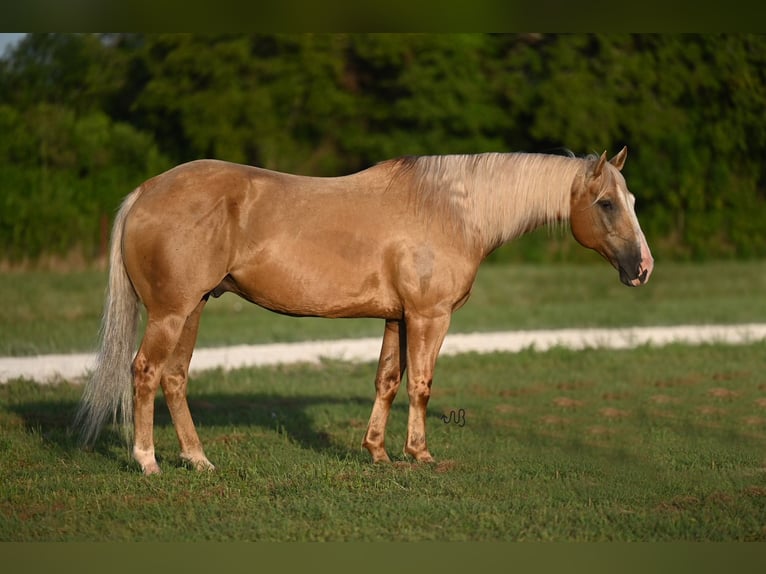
[370, 452, 392, 464]
[193, 459, 216, 472]
[142, 462, 162, 476]
[406, 449, 435, 463]
[181, 454, 216, 472]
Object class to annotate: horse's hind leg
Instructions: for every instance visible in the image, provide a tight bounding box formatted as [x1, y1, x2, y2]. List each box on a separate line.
[160, 297, 214, 471]
[132, 312, 188, 475]
[363, 319, 406, 463]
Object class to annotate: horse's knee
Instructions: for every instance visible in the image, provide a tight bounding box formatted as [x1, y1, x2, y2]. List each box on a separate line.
[376, 374, 402, 402]
[408, 378, 432, 406]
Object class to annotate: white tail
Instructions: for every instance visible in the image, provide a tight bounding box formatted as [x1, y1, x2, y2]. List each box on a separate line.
[75, 188, 142, 446]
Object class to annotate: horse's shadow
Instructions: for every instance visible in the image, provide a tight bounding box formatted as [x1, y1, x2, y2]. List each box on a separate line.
[10, 391, 429, 469]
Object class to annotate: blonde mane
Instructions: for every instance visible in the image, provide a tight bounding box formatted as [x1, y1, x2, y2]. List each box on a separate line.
[390, 152, 591, 250]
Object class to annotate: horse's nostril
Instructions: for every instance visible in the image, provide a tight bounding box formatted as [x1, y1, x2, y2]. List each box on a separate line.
[638, 268, 648, 283]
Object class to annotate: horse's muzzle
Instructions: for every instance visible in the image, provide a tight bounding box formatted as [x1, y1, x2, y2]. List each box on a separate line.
[619, 262, 651, 286]
[618, 240, 654, 287]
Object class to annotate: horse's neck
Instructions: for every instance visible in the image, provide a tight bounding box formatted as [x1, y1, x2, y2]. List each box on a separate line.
[471, 154, 582, 251]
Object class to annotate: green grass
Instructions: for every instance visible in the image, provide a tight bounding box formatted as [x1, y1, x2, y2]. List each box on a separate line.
[2, 260, 765, 541]
[2, 260, 766, 356]
[2, 342, 765, 541]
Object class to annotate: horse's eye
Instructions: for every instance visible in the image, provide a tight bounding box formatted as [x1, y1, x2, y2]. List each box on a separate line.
[598, 199, 614, 211]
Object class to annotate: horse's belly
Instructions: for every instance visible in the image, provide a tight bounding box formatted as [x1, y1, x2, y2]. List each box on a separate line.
[229, 257, 402, 320]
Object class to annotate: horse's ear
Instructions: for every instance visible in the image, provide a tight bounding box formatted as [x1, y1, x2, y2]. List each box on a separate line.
[593, 151, 608, 178]
[609, 146, 628, 171]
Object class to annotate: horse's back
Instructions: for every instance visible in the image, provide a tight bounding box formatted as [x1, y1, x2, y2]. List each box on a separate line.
[136, 159, 267, 206]
[121, 158, 479, 320]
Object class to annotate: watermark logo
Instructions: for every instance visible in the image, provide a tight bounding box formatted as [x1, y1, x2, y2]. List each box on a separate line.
[441, 408, 466, 427]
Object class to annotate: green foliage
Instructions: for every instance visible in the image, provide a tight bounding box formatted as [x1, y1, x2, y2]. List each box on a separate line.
[0, 101, 169, 260]
[1, 33, 765, 263]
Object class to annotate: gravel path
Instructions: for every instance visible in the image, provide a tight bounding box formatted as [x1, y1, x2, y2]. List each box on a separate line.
[2, 323, 766, 384]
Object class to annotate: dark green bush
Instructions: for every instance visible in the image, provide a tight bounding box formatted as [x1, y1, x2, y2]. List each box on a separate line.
[1, 34, 765, 264]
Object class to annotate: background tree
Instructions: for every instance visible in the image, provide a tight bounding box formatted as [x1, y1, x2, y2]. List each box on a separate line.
[1, 33, 764, 264]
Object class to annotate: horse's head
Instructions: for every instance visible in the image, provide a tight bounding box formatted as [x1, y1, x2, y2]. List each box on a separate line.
[570, 147, 654, 287]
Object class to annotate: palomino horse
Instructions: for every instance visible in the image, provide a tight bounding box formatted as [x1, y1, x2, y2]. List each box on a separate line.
[76, 148, 653, 475]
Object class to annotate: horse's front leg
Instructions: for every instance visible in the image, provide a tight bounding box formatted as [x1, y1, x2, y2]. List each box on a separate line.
[403, 312, 451, 462]
[363, 319, 406, 463]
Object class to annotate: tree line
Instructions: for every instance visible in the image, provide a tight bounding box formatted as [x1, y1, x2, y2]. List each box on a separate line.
[1, 33, 765, 264]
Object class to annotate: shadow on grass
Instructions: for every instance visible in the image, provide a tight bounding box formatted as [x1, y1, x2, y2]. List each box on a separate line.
[8, 390, 425, 468]
[8, 386, 765, 478]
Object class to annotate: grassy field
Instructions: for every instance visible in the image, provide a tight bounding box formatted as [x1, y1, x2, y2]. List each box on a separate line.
[2, 259, 766, 356]
[1, 342, 765, 541]
[1, 260, 765, 541]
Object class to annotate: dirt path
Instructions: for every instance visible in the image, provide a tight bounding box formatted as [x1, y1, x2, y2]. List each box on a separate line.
[2, 323, 766, 384]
